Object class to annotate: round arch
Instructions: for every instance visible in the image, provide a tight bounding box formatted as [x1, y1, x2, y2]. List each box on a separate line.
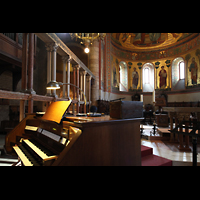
[142, 62, 154, 92]
[171, 57, 185, 90]
[119, 61, 128, 91]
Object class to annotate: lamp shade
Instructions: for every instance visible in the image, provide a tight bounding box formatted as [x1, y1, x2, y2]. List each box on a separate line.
[46, 81, 61, 90]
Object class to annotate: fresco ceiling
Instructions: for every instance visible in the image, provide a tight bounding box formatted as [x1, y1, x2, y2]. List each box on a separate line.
[111, 33, 199, 52]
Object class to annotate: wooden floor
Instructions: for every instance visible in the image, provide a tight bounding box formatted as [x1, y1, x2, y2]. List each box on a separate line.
[141, 124, 200, 166]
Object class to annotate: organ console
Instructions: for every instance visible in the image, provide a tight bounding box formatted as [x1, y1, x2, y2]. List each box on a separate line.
[5, 101, 142, 166]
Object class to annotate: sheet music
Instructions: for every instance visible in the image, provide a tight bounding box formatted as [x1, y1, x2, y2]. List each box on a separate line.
[41, 100, 72, 124]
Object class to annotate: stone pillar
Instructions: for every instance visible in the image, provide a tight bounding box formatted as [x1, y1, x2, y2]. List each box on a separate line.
[51, 43, 58, 96]
[27, 33, 36, 95]
[61, 56, 68, 98]
[80, 71, 84, 101]
[76, 65, 80, 113]
[67, 56, 71, 98]
[27, 33, 36, 114]
[83, 71, 87, 97]
[20, 33, 28, 121]
[87, 75, 92, 111]
[73, 65, 76, 99]
[21, 33, 28, 92]
[89, 39, 99, 106]
[72, 65, 77, 114]
[45, 43, 52, 96]
[83, 71, 87, 113]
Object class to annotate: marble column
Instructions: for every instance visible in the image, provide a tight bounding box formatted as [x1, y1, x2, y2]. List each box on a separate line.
[67, 56, 71, 98]
[83, 71, 87, 113]
[72, 65, 77, 114]
[89, 39, 99, 106]
[27, 33, 36, 114]
[20, 33, 28, 121]
[45, 43, 52, 96]
[76, 65, 80, 113]
[61, 56, 68, 98]
[80, 71, 84, 101]
[27, 33, 36, 95]
[50, 43, 58, 97]
[87, 75, 92, 110]
[83, 71, 87, 97]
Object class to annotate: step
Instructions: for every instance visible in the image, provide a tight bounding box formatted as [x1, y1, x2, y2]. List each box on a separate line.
[141, 145, 153, 157]
[141, 154, 172, 166]
[141, 145, 172, 166]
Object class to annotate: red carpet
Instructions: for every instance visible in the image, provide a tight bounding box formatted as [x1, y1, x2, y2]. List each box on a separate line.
[141, 145, 172, 166]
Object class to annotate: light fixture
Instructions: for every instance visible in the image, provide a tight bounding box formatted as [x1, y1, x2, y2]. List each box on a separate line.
[46, 80, 60, 90]
[84, 47, 90, 54]
[46, 81, 87, 106]
[69, 33, 106, 53]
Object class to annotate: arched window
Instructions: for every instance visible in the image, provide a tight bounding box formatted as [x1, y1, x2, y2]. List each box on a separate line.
[119, 61, 128, 91]
[179, 61, 185, 80]
[172, 57, 185, 90]
[142, 63, 154, 92]
[144, 67, 150, 84]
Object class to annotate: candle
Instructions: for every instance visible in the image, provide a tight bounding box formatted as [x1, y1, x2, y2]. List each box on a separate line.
[152, 90, 155, 103]
[140, 94, 143, 102]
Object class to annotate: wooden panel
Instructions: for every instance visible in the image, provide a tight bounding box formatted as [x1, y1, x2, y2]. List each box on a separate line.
[5, 114, 36, 153]
[0, 33, 22, 66]
[54, 117, 142, 166]
[109, 101, 143, 119]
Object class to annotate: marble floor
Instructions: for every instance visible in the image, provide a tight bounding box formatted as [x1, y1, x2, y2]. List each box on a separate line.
[141, 124, 200, 166]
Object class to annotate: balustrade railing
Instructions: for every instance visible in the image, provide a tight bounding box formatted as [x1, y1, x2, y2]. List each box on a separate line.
[1, 33, 23, 45]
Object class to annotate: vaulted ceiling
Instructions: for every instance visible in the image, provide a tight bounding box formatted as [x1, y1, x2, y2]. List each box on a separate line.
[111, 33, 199, 52]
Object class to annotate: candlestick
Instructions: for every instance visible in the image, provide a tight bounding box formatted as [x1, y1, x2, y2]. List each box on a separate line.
[140, 94, 143, 102]
[152, 90, 155, 103]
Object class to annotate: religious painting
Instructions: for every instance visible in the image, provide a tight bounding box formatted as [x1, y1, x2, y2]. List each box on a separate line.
[186, 49, 200, 86]
[132, 67, 139, 89]
[111, 56, 119, 90]
[189, 57, 198, 84]
[159, 66, 167, 89]
[112, 33, 184, 51]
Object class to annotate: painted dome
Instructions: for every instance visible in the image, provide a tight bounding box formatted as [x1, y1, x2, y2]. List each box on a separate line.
[111, 33, 199, 52]
[111, 33, 200, 61]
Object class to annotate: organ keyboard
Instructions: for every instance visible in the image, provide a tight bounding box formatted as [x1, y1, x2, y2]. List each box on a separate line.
[10, 120, 81, 166]
[12, 119, 82, 166]
[5, 101, 142, 166]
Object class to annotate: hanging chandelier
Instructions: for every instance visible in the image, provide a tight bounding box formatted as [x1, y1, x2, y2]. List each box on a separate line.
[69, 33, 106, 53]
